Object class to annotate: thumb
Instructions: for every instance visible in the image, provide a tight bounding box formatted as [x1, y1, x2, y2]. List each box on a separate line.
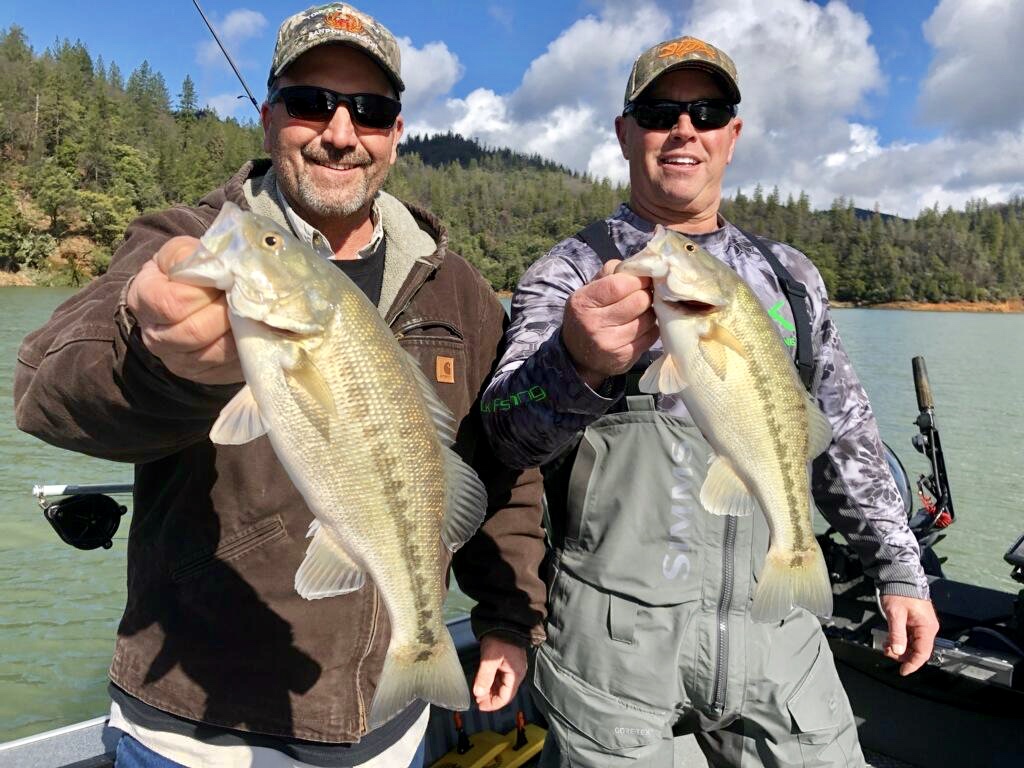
[886, 605, 909, 656]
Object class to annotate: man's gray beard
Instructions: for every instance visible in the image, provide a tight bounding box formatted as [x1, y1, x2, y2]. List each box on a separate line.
[293, 171, 373, 218]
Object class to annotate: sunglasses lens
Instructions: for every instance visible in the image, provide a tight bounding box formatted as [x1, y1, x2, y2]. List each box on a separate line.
[690, 102, 733, 130]
[631, 103, 680, 131]
[630, 100, 733, 131]
[281, 87, 335, 121]
[274, 87, 400, 129]
[350, 94, 402, 129]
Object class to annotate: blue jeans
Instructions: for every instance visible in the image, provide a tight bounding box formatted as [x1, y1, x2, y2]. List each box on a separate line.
[114, 735, 185, 767]
[115, 733, 428, 767]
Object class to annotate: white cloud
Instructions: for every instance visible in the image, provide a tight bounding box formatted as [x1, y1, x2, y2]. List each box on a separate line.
[396, 37, 464, 118]
[918, 0, 1024, 135]
[197, 9, 268, 70]
[396, 0, 1024, 216]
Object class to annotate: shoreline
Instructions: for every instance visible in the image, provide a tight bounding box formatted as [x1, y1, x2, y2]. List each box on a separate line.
[4, 276, 1021, 314]
[831, 298, 1024, 313]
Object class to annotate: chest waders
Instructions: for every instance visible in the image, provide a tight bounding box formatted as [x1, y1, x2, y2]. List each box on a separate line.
[533, 223, 865, 768]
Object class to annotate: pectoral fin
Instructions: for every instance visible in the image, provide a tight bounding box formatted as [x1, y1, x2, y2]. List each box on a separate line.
[638, 354, 687, 394]
[701, 455, 758, 516]
[294, 520, 366, 599]
[210, 385, 268, 445]
[284, 347, 335, 437]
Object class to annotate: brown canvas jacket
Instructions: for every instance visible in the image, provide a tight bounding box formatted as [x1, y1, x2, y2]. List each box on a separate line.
[13, 160, 547, 743]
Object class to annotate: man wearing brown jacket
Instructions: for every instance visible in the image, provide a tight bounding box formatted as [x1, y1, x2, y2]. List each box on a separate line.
[13, 4, 546, 767]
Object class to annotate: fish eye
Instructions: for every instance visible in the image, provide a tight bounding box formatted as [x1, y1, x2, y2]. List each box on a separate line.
[261, 233, 281, 250]
[685, 243, 696, 252]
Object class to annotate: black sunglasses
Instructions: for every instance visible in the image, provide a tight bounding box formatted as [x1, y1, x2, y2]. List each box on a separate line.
[41, 493, 127, 550]
[624, 99, 736, 131]
[268, 85, 402, 129]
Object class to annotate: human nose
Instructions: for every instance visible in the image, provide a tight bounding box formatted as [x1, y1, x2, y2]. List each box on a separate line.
[669, 110, 698, 140]
[319, 102, 359, 148]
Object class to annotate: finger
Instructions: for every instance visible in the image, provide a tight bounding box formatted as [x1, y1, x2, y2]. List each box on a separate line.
[597, 259, 622, 278]
[154, 334, 241, 384]
[493, 670, 516, 708]
[141, 297, 232, 353]
[131, 261, 223, 327]
[899, 636, 932, 676]
[582, 272, 652, 309]
[154, 236, 204, 274]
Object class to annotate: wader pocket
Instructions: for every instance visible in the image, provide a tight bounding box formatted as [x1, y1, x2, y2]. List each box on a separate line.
[533, 647, 672, 765]
[786, 637, 853, 765]
[544, 568, 681, 716]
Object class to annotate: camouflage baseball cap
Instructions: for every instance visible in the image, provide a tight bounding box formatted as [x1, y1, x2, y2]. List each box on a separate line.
[624, 36, 740, 106]
[268, 3, 404, 95]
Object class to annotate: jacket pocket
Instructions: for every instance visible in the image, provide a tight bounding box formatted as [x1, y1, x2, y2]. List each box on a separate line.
[171, 515, 287, 582]
[533, 646, 672, 764]
[397, 324, 471, 419]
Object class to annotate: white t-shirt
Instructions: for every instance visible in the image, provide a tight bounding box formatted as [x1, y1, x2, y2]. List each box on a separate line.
[108, 701, 429, 768]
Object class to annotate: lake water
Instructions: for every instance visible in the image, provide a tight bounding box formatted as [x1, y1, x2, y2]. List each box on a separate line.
[1, 287, 1022, 742]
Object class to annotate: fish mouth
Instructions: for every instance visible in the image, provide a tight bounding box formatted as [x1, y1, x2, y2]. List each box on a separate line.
[663, 298, 717, 315]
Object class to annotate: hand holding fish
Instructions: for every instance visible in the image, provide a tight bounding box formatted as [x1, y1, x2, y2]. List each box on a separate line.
[127, 236, 243, 385]
[561, 260, 659, 390]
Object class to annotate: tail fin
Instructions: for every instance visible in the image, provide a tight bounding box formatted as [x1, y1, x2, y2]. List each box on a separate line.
[751, 546, 833, 622]
[367, 632, 469, 730]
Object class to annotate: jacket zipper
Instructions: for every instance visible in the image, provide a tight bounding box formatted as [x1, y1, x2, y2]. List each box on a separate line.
[710, 515, 737, 715]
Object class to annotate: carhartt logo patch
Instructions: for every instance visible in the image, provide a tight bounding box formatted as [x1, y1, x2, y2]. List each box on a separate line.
[436, 356, 455, 384]
[659, 38, 716, 60]
[324, 11, 365, 34]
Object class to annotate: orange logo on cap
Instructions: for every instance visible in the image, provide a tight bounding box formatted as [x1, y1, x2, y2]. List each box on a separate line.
[324, 11, 365, 34]
[659, 38, 717, 60]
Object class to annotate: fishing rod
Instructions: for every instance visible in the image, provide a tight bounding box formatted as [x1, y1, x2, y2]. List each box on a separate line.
[911, 355, 955, 531]
[192, 0, 261, 115]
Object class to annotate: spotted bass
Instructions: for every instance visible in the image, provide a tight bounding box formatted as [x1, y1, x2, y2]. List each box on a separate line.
[616, 227, 833, 621]
[170, 201, 486, 728]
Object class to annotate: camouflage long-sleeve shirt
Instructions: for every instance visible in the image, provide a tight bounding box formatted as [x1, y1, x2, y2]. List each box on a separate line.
[482, 204, 929, 599]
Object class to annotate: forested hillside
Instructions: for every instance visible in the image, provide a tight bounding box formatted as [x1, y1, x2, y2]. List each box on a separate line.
[1, 26, 1022, 302]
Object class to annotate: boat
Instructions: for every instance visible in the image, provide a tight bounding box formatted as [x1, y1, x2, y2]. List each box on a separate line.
[3, 355, 1022, 767]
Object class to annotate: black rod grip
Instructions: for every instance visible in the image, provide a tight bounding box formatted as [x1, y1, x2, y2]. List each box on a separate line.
[912, 356, 933, 410]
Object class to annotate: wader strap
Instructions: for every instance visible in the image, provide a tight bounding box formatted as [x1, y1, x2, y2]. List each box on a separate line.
[736, 227, 815, 391]
[608, 594, 638, 644]
[626, 394, 656, 412]
[576, 220, 622, 263]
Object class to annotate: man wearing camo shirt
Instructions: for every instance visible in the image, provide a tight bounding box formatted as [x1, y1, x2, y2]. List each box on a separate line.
[481, 36, 939, 767]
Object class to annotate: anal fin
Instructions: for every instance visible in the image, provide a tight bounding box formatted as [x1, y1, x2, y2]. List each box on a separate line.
[294, 520, 366, 599]
[700, 455, 758, 516]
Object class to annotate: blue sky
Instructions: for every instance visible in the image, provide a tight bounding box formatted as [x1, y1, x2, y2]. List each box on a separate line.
[6, 1, 1023, 216]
